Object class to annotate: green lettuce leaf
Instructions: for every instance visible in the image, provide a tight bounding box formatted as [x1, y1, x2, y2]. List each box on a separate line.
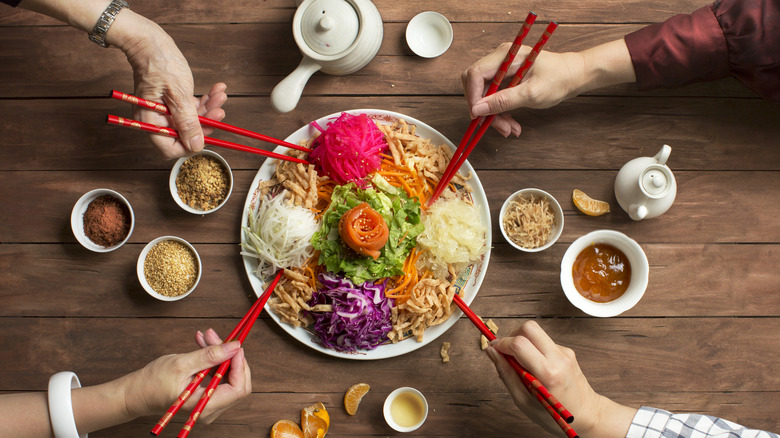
[311, 181, 423, 285]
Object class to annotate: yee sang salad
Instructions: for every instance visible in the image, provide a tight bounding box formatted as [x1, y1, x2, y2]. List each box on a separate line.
[241, 112, 487, 353]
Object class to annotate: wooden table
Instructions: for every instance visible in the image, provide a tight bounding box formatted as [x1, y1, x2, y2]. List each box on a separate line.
[1, 1, 778, 436]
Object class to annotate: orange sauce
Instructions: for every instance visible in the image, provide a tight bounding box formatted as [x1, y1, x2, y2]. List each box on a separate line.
[572, 243, 631, 303]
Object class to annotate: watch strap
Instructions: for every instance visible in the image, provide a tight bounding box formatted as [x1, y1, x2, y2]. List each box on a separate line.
[88, 0, 130, 48]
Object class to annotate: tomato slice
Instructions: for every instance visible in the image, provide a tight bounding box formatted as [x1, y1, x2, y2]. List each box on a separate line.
[339, 202, 389, 260]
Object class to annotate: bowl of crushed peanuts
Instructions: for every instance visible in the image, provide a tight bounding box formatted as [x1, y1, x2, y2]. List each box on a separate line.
[137, 236, 201, 301]
[170, 149, 233, 214]
[500, 188, 564, 252]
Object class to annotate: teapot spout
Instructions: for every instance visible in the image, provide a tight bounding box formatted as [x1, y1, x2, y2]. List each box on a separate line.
[654, 144, 672, 165]
[629, 204, 648, 221]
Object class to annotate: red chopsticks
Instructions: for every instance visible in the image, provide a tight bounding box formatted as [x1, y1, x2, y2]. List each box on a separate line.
[106, 115, 309, 165]
[111, 90, 311, 153]
[428, 18, 558, 206]
[150, 270, 283, 437]
[452, 294, 578, 438]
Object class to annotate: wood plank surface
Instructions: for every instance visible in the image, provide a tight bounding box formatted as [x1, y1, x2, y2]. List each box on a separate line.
[1, 0, 778, 437]
[0, 24, 755, 98]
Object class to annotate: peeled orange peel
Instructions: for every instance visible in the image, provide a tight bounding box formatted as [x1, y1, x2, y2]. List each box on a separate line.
[572, 189, 610, 216]
[271, 402, 329, 438]
[301, 402, 330, 438]
[344, 383, 371, 415]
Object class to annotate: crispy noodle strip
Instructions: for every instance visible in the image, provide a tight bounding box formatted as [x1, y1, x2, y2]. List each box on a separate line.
[388, 278, 459, 343]
[502, 194, 555, 249]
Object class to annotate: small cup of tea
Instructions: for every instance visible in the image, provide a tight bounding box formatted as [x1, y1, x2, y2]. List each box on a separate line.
[383, 387, 428, 433]
[560, 230, 649, 317]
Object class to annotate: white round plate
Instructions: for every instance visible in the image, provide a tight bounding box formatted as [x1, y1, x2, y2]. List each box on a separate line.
[240, 109, 491, 359]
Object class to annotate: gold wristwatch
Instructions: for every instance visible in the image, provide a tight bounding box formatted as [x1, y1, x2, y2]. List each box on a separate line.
[88, 0, 130, 48]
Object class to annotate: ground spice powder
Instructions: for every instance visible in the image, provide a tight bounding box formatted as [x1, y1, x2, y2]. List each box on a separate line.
[83, 195, 131, 247]
[176, 154, 230, 211]
[144, 240, 198, 297]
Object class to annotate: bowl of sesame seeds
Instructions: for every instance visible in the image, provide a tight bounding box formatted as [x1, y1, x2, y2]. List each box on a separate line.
[137, 236, 201, 301]
[170, 149, 233, 215]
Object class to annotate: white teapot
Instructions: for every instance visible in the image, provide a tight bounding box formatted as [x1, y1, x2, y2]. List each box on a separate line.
[614, 145, 677, 221]
[270, 0, 384, 113]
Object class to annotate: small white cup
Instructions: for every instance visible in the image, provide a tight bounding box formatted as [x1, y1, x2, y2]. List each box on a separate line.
[383, 387, 429, 433]
[170, 149, 233, 215]
[499, 188, 564, 252]
[560, 230, 649, 317]
[71, 188, 134, 253]
[406, 12, 454, 58]
[137, 236, 201, 301]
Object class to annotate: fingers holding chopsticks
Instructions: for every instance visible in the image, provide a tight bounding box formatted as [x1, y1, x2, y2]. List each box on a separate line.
[177, 342, 252, 425]
[487, 321, 603, 437]
[461, 42, 524, 137]
[133, 82, 229, 159]
[192, 328, 253, 421]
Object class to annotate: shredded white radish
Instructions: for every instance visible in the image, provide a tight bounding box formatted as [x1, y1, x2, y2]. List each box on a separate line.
[240, 192, 318, 277]
[416, 197, 487, 278]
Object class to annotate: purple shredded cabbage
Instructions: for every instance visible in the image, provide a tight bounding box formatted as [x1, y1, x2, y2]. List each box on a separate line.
[308, 272, 393, 352]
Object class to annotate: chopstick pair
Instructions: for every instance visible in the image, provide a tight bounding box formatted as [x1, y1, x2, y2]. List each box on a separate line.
[107, 90, 310, 165]
[428, 15, 559, 206]
[151, 270, 284, 438]
[452, 294, 578, 438]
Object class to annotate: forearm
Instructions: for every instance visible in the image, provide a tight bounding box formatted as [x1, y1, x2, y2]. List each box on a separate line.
[17, 0, 162, 54]
[0, 374, 150, 438]
[0, 392, 54, 437]
[71, 373, 144, 434]
[582, 395, 637, 438]
[572, 39, 637, 96]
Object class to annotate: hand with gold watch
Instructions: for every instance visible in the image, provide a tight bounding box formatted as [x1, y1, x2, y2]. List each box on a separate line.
[8, 0, 230, 159]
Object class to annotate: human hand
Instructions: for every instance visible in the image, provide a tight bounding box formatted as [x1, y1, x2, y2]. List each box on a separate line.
[118, 19, 228, 158]
[461, 43, 584, 137]
[486, 321, 635, 438]
[121, 329, 252, 424]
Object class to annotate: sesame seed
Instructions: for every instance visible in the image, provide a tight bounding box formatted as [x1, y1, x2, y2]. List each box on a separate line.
[144, 240, 198, 297]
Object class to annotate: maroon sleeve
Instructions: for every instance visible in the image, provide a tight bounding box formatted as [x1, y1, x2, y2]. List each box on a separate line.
[625, 0, 780, 101]
[624, 6, 729, 91]
[1, 0, 22, 6]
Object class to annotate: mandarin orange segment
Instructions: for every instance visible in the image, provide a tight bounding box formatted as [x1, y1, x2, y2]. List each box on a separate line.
[572, 189, 610, 216]
[270, 419, 304, 438]
[344, 383, 370, 416]
[301, 402, 330, 438]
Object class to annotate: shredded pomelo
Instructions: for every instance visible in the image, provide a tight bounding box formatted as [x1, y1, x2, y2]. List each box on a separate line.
[309, 113, 388, 186]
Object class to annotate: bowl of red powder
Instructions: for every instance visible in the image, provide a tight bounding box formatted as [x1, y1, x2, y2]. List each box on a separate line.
[71, 189, 134, 253]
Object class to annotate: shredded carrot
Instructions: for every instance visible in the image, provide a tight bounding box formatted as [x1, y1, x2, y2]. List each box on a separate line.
[378, 156, 433, 209]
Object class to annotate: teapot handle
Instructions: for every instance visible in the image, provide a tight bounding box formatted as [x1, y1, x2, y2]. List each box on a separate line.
[654, 144, 672, 165]
[271, 56, 322, 113]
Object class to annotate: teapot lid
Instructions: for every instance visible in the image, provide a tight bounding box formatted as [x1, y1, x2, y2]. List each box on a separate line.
[640, 166, 672, 198]
[300, 0, 360, 56]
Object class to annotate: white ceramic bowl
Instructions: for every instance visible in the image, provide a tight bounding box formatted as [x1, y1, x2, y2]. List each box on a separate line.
[560, 230, 649, 317]
[383, 387, 429, 433]
[137, 236, 201, 301]
[170, 149, 233, 215]
[405, 11, 454, 58]
[71, 188, 134, 253]
[499, 188, 564, 252]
